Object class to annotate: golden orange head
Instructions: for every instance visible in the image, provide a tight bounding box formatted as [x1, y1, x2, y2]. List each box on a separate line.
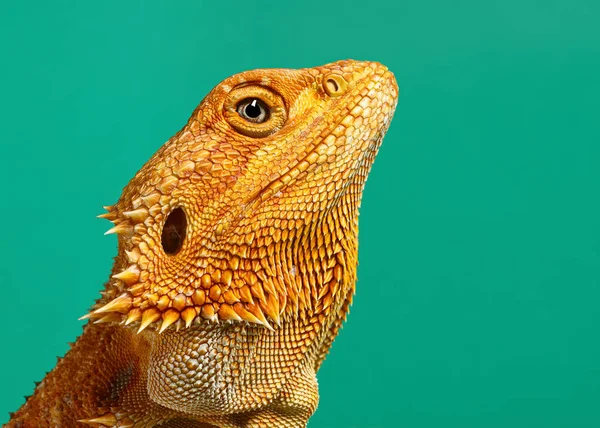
[88, 60, 398, 333]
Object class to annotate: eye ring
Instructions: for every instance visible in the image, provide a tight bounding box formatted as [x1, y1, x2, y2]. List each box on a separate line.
[223, 85, 287, 138]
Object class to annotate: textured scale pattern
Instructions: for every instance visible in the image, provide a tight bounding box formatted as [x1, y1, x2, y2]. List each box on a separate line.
[8, 60, 398, 427]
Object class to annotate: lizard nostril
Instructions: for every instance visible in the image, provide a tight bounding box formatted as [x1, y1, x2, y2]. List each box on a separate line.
[323, 74, 348, 97]
[326, 78, 338, 92]
[161, 207, 187, 255]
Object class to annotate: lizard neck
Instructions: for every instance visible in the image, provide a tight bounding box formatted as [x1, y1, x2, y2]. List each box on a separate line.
[6, 323, 175, 425]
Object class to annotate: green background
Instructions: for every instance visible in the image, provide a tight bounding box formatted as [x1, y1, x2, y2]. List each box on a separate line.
[1, 1, 598, 427]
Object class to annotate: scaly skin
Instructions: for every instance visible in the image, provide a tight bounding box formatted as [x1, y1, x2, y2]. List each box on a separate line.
[7, 60, 398, 427]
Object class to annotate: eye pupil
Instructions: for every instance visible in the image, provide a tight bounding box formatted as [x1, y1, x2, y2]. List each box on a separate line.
[237, 98, 269, 123]
[244, 99, 262, 118]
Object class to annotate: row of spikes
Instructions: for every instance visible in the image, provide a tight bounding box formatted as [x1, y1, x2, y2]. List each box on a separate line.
[82, 290, 277, 334]
[98, 204, 149, 235]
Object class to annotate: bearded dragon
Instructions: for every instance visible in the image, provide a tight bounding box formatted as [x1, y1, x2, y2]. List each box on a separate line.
[7, 59, 398, 428]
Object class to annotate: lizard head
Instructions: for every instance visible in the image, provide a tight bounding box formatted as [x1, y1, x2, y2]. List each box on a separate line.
[87, 60, 398, 333]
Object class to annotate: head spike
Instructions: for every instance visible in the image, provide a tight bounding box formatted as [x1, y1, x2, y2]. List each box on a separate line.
[78, 312, 92, 321]
[260, 293, 281, 326]
[247, 303, 274, 331]
[112, 265, 140, 285]
[125, 248, 141, 263]
[159, 310, 180, 334]
[104, 223, 134, 236]
[239, 286, 254, 304]
[128, 283, 145, 296]
[93, 313, 123, 324]
[78, 413, 117, 426]
[181, 307, 196, 328]
[122, 208, 149, 224]
[97, 212, 118, 221]
[233, 302, 263, 325]
[124, 308, 142, 326]
[222, 269, 233, 287]
[200, 304, 218, 322]
[141, 193, 161, 208]
[93, 293, 132, 315]
[137, 308, 160, 333]
[218, 304, 242, 322]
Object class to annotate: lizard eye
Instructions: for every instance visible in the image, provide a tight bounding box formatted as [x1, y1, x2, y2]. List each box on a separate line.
[223, 85, 287, 138]
[237, 98, 270, 123]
